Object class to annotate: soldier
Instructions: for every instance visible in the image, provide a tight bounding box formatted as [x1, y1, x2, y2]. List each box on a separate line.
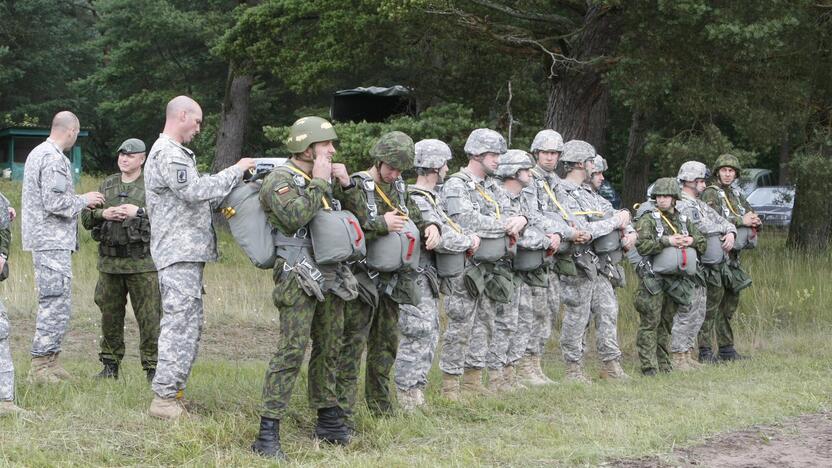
[491, 150, 550, 392]
[0, 193, 27, 416]
[585, 155, 635, 380]
[438, 128, 527, 399]
[81, 138, 161, 382]
[555, 141, 630, 383]
[520, 129, 575, 385]
[334, 131, 441, 419]
[671, 161, 737, 370]
[394, 139, 477, 411]
[22, 111, 105, 384]
[251, 117, 356, 460]
[698, 154, 760, 362]
[633, 178, 706, 375]
[144, 96, 255, 419]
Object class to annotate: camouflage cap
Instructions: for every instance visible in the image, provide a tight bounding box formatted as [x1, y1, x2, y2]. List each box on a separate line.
[414, 139, 452, 169]
[560, 140, 596, 164]
[371, 131, 415, 171]
[713, 153, 741, 173]
[286, 116, 338, 154]
[677, 161, 708, 181]
[464, 128, 507, 157]
[117, 138, 146, 154]
[495, 149, 535, 179]
[530, 129, 564, 153]
[592, 155, 608, 173]
[651, 177, 681, 198]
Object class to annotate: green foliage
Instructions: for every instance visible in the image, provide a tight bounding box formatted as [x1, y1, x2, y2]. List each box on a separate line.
[644, 124, 757, 178]
[263, 103, 486, 172]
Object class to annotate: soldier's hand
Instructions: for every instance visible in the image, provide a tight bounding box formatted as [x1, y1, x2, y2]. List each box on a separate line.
[681, 235, 694, 247]
[331, 163, 351, 187]
[7, 207, 15, 222]
[383, 211, 406, 232]
[616, 210, 632, 228]
[547, 233, 561, 252]
[721, 232, 736, 251]
[668, 234, 687, 248]
[102, 206, 126, 221]
[468, 234, 481, 253]
[0, 256, 5, 275]
[120, 204, 140, 218]
[424, 224, 441, 250]
[573, 230, 592, 244]
[312, 154, 332, 181]
[622, 232, 638, 251]
[234, 157, 256, 174]
[741, 212, 756, 227]
[83, 191, 105, 208]
[504, 216, 527, 236]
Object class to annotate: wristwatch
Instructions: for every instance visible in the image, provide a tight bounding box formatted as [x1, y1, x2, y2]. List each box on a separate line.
[136, 207, 146, 217]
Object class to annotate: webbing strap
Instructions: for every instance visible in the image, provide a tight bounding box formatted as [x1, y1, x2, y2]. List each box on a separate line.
[410, 188, 463, 234]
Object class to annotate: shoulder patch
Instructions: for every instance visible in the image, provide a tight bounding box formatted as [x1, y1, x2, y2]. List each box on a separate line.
[176, 169, 188, 184]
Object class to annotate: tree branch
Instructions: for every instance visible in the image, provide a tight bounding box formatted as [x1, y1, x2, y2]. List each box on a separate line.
[469, 0, 577, 33]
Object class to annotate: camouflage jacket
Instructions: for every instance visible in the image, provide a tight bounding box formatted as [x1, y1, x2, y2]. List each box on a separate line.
[442, 168, 507, 239]
[81, 173, 156, 274]
[0, 193, 10, 258]
[555, 179, 621, 241]
[21, 140, 87, 251]
[677, 191, 737, 237]
[407, 184, 473, 255]
[701, 182, 754, 228]
[144, 133, 243, 270]
[634, 206, 706, 257]
[524, 165, 573, 240]
[497, 182, 550, 250]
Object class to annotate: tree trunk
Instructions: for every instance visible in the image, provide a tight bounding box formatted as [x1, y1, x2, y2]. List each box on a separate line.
[621, 110, 650, 211]
[787, 152, 832, 250]
[544, 6, 618, 153]
[778, 133, 790, 185]
[212, 63, 254, 172]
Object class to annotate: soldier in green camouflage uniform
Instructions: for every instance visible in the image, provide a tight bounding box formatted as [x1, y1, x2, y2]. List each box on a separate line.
[334, 131, 441, 419]
[251, 117, 357, 461]
[81, 139, 160, 382]
[633, 178, 706, 375]
[698, 154, 760, 362]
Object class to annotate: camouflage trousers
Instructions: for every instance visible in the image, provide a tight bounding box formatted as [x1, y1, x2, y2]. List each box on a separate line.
[31, 250, 73, 357]
[337, 293, 399, 415]
[465, 293, 501, 370]
[528, 270, 559, 356]
[559, 273, 594, 363]
[95, 271, 161, 370]
[151, 262, 205, 399]
[634, 282, 678, 373]
[587, 276, 622, 362]
[486, 279, 518, 370]
[394, 275, 438, 391]
[439, 273, 496, 375]
[506, 282, 538, 364]
[671, 284, 706, 353]
[0, 304, 13, 401]
[699, 281, 740, 350]
[261, 272, 344, 420]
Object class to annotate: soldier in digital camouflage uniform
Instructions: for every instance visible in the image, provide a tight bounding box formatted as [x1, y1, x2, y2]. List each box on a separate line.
[251, 117, 356, 460]
[0, 193, 28, 416]
[334, 131, 441, 420]
[672, 161, 737, 370]
[521, 129, 574, 385]
[585, 155, 635, 380]
[438, 129, 527, 399]
[555, 141, 631, 384]
[81, 138, 161, 382]
[490, 150, 550, 392]
[144, 96, 254, 419]
[22, 111, 105, 384]
[698, 154, 760, 362]
[394, 139, 476, 412]
[633, 178, 706, 375]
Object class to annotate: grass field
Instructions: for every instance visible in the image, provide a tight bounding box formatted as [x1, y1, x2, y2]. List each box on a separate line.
[0, 176, 830, 466]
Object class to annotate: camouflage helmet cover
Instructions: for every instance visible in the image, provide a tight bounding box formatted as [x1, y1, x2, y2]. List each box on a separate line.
[371, 131, 415, 171]
[495, 149, 535, 179]
[560, 140, 596, 164]
[651, 177, 681, 198]
[286, 116, 338, 154]
[592, 155, 607, 173]
[713, 153, 741, 173]
[677, 161, 708, 181]
[530, 129, 564, 153]
[464, 128, 507, 157]
[414, 139, 452, 169]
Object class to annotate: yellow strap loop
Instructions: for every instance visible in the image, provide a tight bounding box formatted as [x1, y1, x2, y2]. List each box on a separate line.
[411, 188, 463, 234]
[531, 168, 570, 221]
[474, 184, 501, 220]
[659, 211, 679, 235]
[284, 164, 331, 210]
[721, 192, 740, 217]
[374, 184, 409, 219]
[572, 210, 606, 217]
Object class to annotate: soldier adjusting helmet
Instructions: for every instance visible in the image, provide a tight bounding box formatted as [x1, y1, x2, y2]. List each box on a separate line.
[371, 131, 415, 171]
[677, 161, 708, 182]
[495, 149, 535, 179]
[464, 128, 507, 157]
[414, 139, 452, 169]
[286, 116, 338, 154]
[651, 177, 681, 199]
[713, 153, 741, 174]
[560, 140, 596, 164]
[530, 129, 564, 154]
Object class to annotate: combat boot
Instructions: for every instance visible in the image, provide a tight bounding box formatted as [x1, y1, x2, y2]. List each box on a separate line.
[564, 361, 592, 385]
[46, 353, 75, 381]
[486, 367, 507, 393]
[441, 372, 461, 401]
[671, 352, 692, 372]
[718, 346, 749, 362]
[461, 368, 492, 396]
[0, 401, 31, 417]
[146, 368, 156, 383]
[314, 406, 350, 445]
[516, 356, 547, 387]
[94, 360, 119, 379]
[397, 387, 423, 413]
[698, 346, 720, 364]
[599, 359, 630, 380]
[504, 364, 527, 390]
[686, 349, 703, 369]
[532, 356, 556, 385]
[251, 416, 286, 460]
[148, 395, 186, 420]
[27, 356, 60, 385]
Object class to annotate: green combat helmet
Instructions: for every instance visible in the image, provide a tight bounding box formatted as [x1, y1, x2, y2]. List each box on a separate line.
[285, 116, 338, 154]
[371, 131, 415, 171]
[117, 138, 146, 154]
[464, 128, 507, 157]
[713, 153, 741, 174]
[414, 139, 452, 169]
[560, 140, 596, 164]
[651, 177, 681, 199]
[495, 149, 535, 179]
[530, 129, 564, 154]
[677, 161, 708, 182]
[592, 155, 607, 173]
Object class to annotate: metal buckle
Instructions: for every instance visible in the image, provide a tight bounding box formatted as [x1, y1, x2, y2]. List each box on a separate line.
[283, 262, 294, 272]
[295, 227, 309, 239]
[400, 205, 409, 216]
[299, 259, 322, 281]
[367, 269, 379, 279]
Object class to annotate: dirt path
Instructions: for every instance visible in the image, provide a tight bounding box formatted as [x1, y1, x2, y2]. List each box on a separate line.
[608, 412, 832, 467]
